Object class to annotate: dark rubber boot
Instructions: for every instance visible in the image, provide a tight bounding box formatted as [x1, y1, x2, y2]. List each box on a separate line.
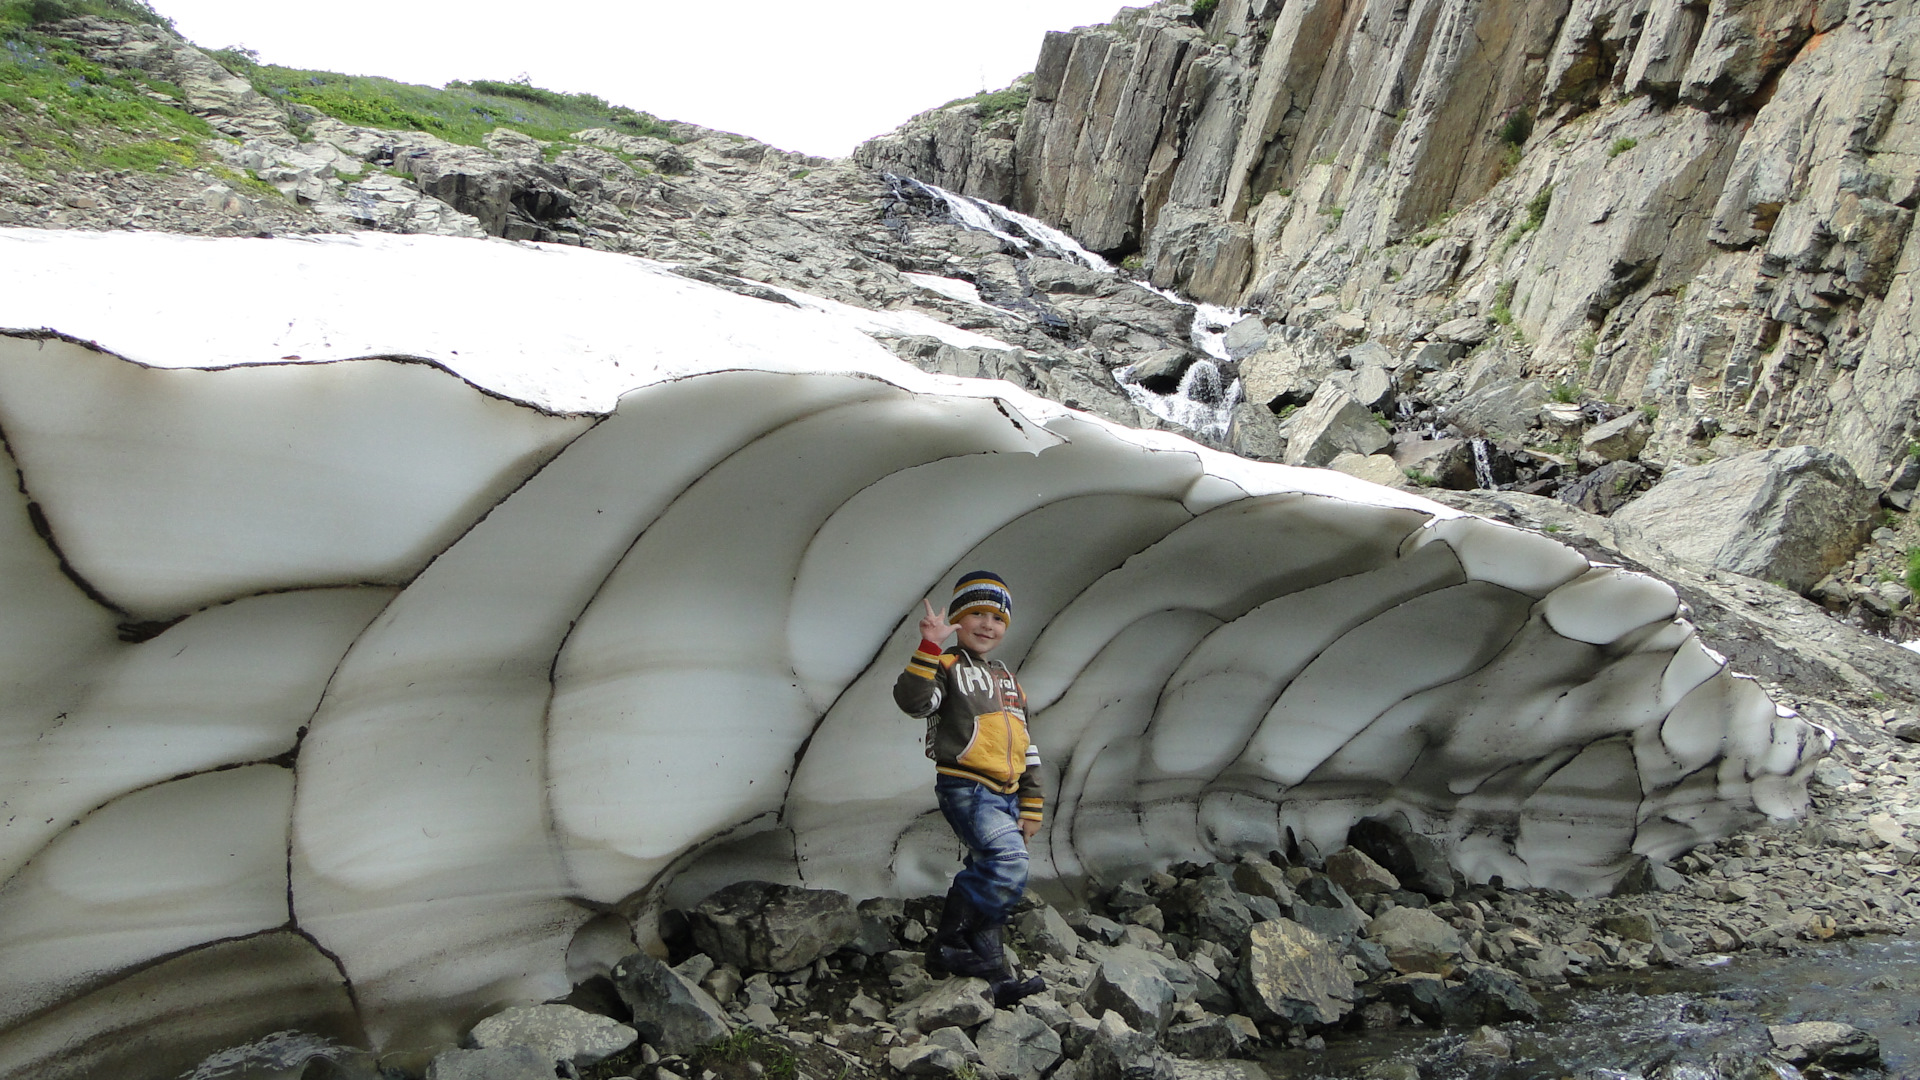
[927, 883, 979, 977]
[967, 922, 1046, 1005]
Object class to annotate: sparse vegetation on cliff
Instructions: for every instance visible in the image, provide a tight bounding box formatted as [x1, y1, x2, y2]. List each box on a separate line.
[939, 77, 1031, 124]
[239, 67, 684, 146]
[0, 0, 170, 34]
[0, 29, 209, 176]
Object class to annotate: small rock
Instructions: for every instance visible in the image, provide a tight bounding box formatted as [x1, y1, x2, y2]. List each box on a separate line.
[890, 977, 994, 1033]
[1462, 1025, 1512, 1058]
[975, 1009, 1063, 1080]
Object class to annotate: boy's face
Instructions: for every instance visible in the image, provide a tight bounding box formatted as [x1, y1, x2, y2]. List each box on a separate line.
[955, 610, 1006, 655]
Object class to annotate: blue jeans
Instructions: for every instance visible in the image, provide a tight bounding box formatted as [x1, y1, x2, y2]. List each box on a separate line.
[935, 776, 1029, 925]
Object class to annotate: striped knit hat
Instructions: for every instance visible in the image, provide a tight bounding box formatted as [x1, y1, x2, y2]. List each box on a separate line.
[948, 570, 1012, 625]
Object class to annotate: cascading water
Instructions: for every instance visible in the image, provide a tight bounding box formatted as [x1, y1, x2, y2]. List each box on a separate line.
[889, 175, 1243, 441]
[1471, 437, 1498, 490]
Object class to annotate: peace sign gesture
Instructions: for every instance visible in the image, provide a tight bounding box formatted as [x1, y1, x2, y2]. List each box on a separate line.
[919, 598, 956, 644]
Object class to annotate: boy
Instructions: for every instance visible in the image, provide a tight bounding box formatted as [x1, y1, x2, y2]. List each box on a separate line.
[893, 570, 1046, 1007]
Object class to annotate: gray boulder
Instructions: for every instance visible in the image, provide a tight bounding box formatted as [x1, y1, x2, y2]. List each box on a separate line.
[425, 1047, 552, 1080]
[467, 1004, 637, 1066]
[1769, 1021, 1881, 1068]
[1076, 1010, 1174, 1080]
[976, 1009, 1063, 1080]
[610, 951, 731, 1056]
[1365, 907, 1465, 975]
[1231, 859, 1297, 908]
[1578, 412, 1652, 467]
[1235, 918, 1354, 1026]
[1016, 903, 1081, 962]
[1382, 967, 1541, 1026]
[1324, 847, 1400, 896]
[1394, 438, 1478, 491]
[1284, 389, 1391, 468]
[1613, 445, 1875, 591]
[687, 880, 861, 973]
[1161, 875, 1256, 948]
[1557, 460, 1652, 515]
[1447, 378, 1551, 440]
[1087, 950, 1179, 1036]
[1346, 817, 1454, 899]
[1222, 316, 1271, 360]
[1287, 876, 1370, 942]
[1160, 1014, 1254, 1059]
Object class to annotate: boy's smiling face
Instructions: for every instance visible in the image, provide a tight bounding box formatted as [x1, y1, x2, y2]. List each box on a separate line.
[954, 610, 1006, 655]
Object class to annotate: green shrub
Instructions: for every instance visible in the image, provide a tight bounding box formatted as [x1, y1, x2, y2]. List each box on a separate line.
[1498, 108, 1533, 147]
[939, 80, 1030, 123]
[1907, 547, 1920, 595]
[1490, 279, 1517, 325]
[1550, 381, 1581, 403]
[1, 0, 170, 33]
[1192, 0, 1219, 18]
[207, 45, 258, 76]
[1522, 183, 1552, 231]
[1607, 136, 1638, 158]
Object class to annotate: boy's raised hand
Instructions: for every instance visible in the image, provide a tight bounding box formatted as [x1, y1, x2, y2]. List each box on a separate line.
[919, 598, 956, 644]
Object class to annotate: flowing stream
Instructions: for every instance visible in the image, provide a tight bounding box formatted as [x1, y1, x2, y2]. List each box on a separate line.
[1261, 936, 1920, 1080]
[888, 175, 1243, 440]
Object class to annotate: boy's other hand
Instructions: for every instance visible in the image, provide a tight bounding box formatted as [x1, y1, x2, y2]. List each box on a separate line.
[919, 599, 956, 644]
[1020, 819, 1041, 844]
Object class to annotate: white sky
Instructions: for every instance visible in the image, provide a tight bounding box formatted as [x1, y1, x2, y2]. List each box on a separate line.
[150, 1, 1131, 159]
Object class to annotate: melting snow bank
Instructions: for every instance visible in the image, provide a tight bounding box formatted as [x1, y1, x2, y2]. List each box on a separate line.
[1903, 641, 1920, 654]
[0, 230, 1829, 1069]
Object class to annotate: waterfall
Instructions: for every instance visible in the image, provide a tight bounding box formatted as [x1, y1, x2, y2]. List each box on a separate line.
[891, 175, 1244, 441]
[1471, 437, 1498, 489]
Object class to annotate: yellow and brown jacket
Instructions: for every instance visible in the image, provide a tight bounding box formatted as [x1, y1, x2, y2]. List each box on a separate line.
[893, 640, 1043, 822]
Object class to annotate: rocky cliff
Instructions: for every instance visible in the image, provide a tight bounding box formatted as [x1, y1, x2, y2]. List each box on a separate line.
[858, 0, 1920, 532]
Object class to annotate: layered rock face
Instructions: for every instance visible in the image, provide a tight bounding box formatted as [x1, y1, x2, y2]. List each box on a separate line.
[858, 0, 1920, 502]
[0, 230, 1827, 1073]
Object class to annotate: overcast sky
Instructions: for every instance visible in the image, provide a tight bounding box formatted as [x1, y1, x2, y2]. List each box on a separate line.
[150, 1, 1129, 158]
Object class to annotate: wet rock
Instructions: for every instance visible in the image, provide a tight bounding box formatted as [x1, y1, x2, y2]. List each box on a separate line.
[1382, 967, 1542, 1027]
[468, 1004, 637, 1066]
[1347, 817, 1455, 899]
[1462, 1025, 1512, 1058]
[891, 977, 994, 1034]
[1769, 1021, 1881, 1067]
[1365, 907, 1464, 974]
[1325, 847, 1401, 896]
[610, 951, 731, 1056]
[976, 1008, 1063, 1080]
[1235, 918, 1355, 1027]
[1613, 446, 1875, 592]
[687, 880, 861, 973]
